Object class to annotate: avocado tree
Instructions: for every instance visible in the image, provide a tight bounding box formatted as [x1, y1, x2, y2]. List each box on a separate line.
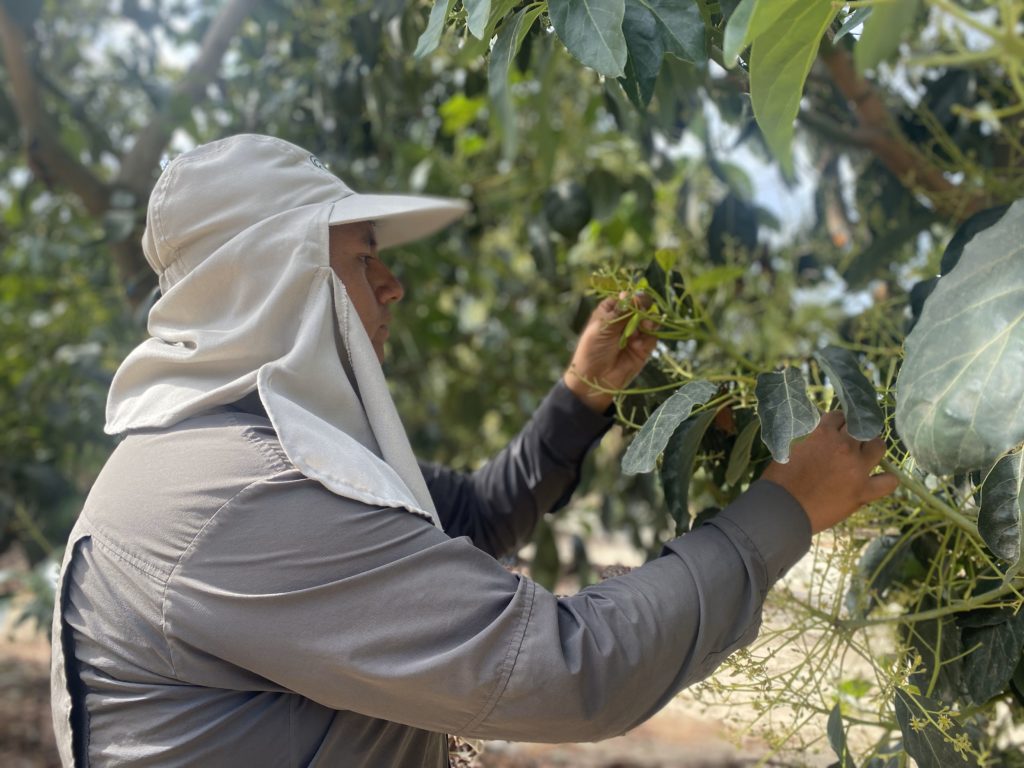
[414, 0, 1024, 764]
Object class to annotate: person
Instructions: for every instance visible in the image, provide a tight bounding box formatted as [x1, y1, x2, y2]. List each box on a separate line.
[50, 134, 898, 767]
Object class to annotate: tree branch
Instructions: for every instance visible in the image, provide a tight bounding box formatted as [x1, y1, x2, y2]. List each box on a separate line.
[819, 43, 991, 222]
[116, 0, 262, 195]
[0, 4, 109, 216]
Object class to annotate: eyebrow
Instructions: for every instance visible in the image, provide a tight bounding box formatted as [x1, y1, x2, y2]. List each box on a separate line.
[363, 222, 378, 249]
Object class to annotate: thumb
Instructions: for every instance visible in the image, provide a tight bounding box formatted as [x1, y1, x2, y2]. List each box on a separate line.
[862, 472, 900, 503]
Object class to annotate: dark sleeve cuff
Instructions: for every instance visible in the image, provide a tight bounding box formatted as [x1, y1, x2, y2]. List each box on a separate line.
[677, 479, 811, 587]
[534, 379, 616, 462]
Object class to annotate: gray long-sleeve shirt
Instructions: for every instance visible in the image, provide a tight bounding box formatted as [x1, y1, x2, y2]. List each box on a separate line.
[51, 381, 811, 766]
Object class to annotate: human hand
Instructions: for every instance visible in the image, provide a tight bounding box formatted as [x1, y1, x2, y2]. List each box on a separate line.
[563, 294, 658, 413]
[761, 411, 899, 534]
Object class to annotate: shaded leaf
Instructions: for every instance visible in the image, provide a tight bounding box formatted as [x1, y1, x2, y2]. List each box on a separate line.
[549, 0, 628, 77]
[623, 380, 717, 474]
[841, 210, 934, 290]
[530, 516, 560, 590]
[621, 0, 705, 89]
[413, 0, 455, 59]
[905, 595, 965, 704]
[894, 688, 980, 767]
[755, 368, 820, 463]
[725, 418, 760, 486]
[488, 6, 545, 159]
[749, 0, 838, 174]
[845, 534, 921, 617]
[814, 346, 884, 441]
[962, 606, 1024, 704]
[979, 450, 1024, 568]
[464, 0, 491, 39]
[661, 409, 718, 534]
[940, 204, 1011, 275]
[895, 200, 1024, 475]
[855, 0, 920, 75]
[827, 704, 857, 768]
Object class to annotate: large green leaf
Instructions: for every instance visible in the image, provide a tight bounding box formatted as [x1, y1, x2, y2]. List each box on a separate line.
[549, 0, 628, 77]
[413, 0, 455, 59]
[755, 368, 820, 463]
[464, 0, 491, 39]
[979, 450, 1024, 569]
[895, 200, 1024, 476]
[660, 409, 718, 534]
[749, 0, 838, 175]
[844, 534, 922, 617]
[854, 0, 920, 75]
[894, 688, 981, 767]
[905, 599, 965, 704]
[814, 346, 884, 441]
[622, 380, 717, 474]
[621, 0, 704, 85]
[962, 606, 1024, 704]
[488, 6, 545, 160]
[827, 704, 857, 768]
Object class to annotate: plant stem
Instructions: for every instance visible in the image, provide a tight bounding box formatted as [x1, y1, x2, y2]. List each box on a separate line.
[880, 458, 978, 538]
[841, 579, 1021, 628]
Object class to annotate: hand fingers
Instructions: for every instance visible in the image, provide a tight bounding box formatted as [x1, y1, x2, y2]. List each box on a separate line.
[859, 436, 887, 465]
[820, 410, 846, 431]
[861, 471, 900, 503]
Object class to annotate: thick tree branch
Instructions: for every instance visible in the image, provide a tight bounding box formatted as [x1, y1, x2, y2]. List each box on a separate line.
[0, 4, 109, 216]
[117, 0, 262, 195]
[819, 43, 991, 222]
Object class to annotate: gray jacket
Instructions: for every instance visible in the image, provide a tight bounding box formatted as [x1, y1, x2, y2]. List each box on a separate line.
[51, 382, 810, 766]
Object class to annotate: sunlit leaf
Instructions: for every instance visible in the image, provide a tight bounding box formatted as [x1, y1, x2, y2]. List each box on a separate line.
[488, 5, 545, 159]
[855, 0, 920, 74]
[661, 409, 718, 533]
[749, 0, 839, 175]
[755, 368, 820, 463]
[722, 0, 755, 67]
[895, 200, 1024, 475]
[814, 346, 884, 441]
[979, 450, 1024, 569]
[549, 0, 628, 77]
[622, 380, 717, 474]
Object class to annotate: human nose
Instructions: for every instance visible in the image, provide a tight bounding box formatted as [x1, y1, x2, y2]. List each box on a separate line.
[375, 264, 404, 305]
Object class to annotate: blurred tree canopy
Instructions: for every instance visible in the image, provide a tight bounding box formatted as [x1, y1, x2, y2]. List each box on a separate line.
[1, 0, 1021, 571]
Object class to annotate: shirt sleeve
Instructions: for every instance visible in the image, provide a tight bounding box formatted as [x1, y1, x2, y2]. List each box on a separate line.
[164, 475, 810, 743]
[420, 379, 614, 557]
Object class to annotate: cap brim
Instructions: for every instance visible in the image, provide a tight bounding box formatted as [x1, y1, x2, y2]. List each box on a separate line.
[328, 193, 470, 249]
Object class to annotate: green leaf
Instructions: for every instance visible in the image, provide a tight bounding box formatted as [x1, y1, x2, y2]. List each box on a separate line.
[549, 0, 628, 77]
[755, 368, 820, 464]
[827, 704, 857, 768]
[813, 346, 884, 441]
[834, 7, 871, 43]
[488, 5, 545, 160]
[895, 200, 1024, 475]
[722, 0, 755, 67]
[962, 606, 1024, 704]
[725, 418, 760, 486]
[465, 0, 491, 39]
[749, 0, 838, 175]
[905, 595, 965, 704]
[623, 380, 718, 474]
[621, 0, 705, 92]
[661, 409, 718, 533]
[979, 450, 1024, 569]
[413, 0, 455, 59]
[841, 210, 934, 289]
[844, 533, 921, 617]
[855, 0, 920, 75]
[894, 688, 980, 767]
[687, 265, 746, 294]
[654, 247, 675, 274]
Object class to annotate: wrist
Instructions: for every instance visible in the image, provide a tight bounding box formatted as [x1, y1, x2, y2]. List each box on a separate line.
[563, 370, 614, 414]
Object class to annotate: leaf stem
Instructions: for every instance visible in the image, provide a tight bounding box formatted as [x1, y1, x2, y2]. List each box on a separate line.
[880, 458, 978, 538]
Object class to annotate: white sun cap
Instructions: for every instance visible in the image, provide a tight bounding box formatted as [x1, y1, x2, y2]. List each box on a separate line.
[143, 134, 469, 289]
